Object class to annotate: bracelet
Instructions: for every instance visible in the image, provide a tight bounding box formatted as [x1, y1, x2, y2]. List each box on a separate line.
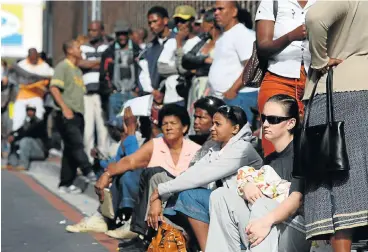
[104, 171, 111, 177]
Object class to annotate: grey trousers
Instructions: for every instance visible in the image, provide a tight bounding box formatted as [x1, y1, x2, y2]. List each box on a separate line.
[145, 171, 173, 220]
[206, 187, 311, 252]
[8, 137, 46, 169]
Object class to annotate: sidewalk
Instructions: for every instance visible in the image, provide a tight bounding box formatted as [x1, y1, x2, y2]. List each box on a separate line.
[3, 156, 367, 252]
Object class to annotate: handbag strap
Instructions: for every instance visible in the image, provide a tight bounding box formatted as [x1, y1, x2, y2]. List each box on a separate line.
[303, 68, 335, 129]
[326, 68, 334, 124]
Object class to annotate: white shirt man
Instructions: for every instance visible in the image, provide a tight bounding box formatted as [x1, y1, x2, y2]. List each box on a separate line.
[208, 23, 256, 97]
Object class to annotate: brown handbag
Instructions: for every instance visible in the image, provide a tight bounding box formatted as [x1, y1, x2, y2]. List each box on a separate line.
[147, 223, 187, 252]
[242, 0, 278, 88]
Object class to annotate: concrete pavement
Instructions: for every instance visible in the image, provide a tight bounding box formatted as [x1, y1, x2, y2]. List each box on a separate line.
[1, 168, 118, 252]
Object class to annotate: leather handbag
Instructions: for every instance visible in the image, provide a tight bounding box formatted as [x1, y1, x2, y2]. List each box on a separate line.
[242, 0, 278, 88]
[147, 222, 187, 252]
[293, 68, 350, 178]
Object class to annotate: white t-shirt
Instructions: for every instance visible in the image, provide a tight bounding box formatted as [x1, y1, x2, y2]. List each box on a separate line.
[158, 36, 201, 104]
[255, 0, 316, 78]
[208, 23, 256, 97]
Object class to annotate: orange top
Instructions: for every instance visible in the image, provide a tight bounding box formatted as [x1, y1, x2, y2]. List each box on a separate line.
[16, 79, 49, 100]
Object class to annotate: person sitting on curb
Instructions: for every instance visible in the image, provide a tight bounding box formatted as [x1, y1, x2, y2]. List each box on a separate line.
[65, 107, 143, 237]
[6, 105, 49, 171]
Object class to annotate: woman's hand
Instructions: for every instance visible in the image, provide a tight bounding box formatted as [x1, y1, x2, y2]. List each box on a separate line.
[223, 87, 238, 100]
[150, 188, 160, 204]
[94, 166, 114, 202]
[147, 198, 164, 231]
[287, 24, 307, 42]
[318, 58, 343, 75]
[245, 217, 273, 248]
[241, 182, 264, 204]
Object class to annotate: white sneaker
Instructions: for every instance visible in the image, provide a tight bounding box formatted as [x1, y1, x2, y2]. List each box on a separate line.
[105, 218, 138, 240]
[68, 185, 82, 194]
[58, 185, 82, 194]
[66, 215, 108, 233]
[58, 186, 69, 194]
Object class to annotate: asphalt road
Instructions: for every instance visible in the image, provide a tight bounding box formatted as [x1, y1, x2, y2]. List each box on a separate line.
[1, 170, 110, 252]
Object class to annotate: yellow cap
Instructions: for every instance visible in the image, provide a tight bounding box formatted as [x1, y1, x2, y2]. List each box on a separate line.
[173, 5, 197, 20]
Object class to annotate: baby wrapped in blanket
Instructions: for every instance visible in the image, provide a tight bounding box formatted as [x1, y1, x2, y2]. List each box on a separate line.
[237, 165, 291, 203]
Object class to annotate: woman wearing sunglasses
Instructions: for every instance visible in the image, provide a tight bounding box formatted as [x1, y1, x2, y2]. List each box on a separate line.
[206, 94, 310, 252]
[148, 105, 263, 251]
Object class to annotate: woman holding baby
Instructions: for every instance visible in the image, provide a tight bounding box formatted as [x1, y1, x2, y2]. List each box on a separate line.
[206, 94, 311, 252]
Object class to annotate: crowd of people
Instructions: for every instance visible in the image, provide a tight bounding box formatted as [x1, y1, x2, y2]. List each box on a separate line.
[1, 1, 367, 251]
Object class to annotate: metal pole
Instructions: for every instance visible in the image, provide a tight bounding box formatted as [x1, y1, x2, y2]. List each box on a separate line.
[91, 0, 101, 21]
[82, 1, 88, 34]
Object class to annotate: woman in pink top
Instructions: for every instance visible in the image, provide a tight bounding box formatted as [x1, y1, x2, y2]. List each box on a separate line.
[95, 104, 201, 201]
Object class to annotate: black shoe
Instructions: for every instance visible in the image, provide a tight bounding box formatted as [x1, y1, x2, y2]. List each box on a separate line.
[118, 236, 150, 252]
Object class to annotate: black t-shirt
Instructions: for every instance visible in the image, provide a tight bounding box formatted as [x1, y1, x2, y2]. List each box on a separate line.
[264, 141, 304, 195]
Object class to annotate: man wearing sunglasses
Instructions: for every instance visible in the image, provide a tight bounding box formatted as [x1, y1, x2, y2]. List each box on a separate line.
[99, 20, 142, 122]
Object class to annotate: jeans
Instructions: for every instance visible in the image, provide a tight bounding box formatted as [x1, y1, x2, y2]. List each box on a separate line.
[108, 92, 134, 121]
[224, 91, 258, 124]
[8, 137, 46, 169]
[55, 111, 92, 187]
[110, 168, 144, 217]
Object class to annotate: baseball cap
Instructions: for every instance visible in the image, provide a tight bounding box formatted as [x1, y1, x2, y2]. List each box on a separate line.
[114, 20, 131, 33]
[26, 104, 37, 111]
[173, 5, 197, 20]
[105, 116, 124, 131]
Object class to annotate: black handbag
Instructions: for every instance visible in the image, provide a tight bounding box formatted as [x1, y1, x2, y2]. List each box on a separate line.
[293, 68, 350, 178]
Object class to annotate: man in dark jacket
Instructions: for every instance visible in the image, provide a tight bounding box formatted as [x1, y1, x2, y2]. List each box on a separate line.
[137, 6, 176, 104]
[99, 20, 141, 122]
[6, 105, 49, 171]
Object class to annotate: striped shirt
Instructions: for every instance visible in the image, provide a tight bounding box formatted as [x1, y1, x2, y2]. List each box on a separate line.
[80, 42, 109, 93]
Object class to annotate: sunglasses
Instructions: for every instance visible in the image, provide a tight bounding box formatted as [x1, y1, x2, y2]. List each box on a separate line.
[261, 114, 292, 124]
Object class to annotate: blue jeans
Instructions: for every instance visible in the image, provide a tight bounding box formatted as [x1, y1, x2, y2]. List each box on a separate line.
[224, 91, 258, 124]
[108, 92, 134, 121]
[167, 188, 212, 224]
[111, 168, 143, 214]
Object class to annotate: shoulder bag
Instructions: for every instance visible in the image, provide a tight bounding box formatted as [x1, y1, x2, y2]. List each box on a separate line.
[242, 0, 278, 88]
[293, 68, 350, 178]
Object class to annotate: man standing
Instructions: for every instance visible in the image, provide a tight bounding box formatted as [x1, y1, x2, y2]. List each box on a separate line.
[50, 40, 95, 194]
[157, 5, 201, 105]
[8, 48, 54, 131]
[99, 20, 141, 122]
[79, 21, 110, 163]
[132, 28, 148, 50]
[208, 1, 257, 123]
[138, 6, 175, 104]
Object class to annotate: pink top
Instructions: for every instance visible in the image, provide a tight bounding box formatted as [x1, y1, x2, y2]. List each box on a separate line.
[147, 138, 201, 177]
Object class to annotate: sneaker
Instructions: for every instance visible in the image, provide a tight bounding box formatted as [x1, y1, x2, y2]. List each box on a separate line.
[83, 171, 97, 183]
[105, 218, 138, 239]
[58, 185, 82, 194]
[65, 215, 108, 233]
[58, 186, 69, 194]
[118, 236, 149, 252]
[68, 185, 82, 194]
